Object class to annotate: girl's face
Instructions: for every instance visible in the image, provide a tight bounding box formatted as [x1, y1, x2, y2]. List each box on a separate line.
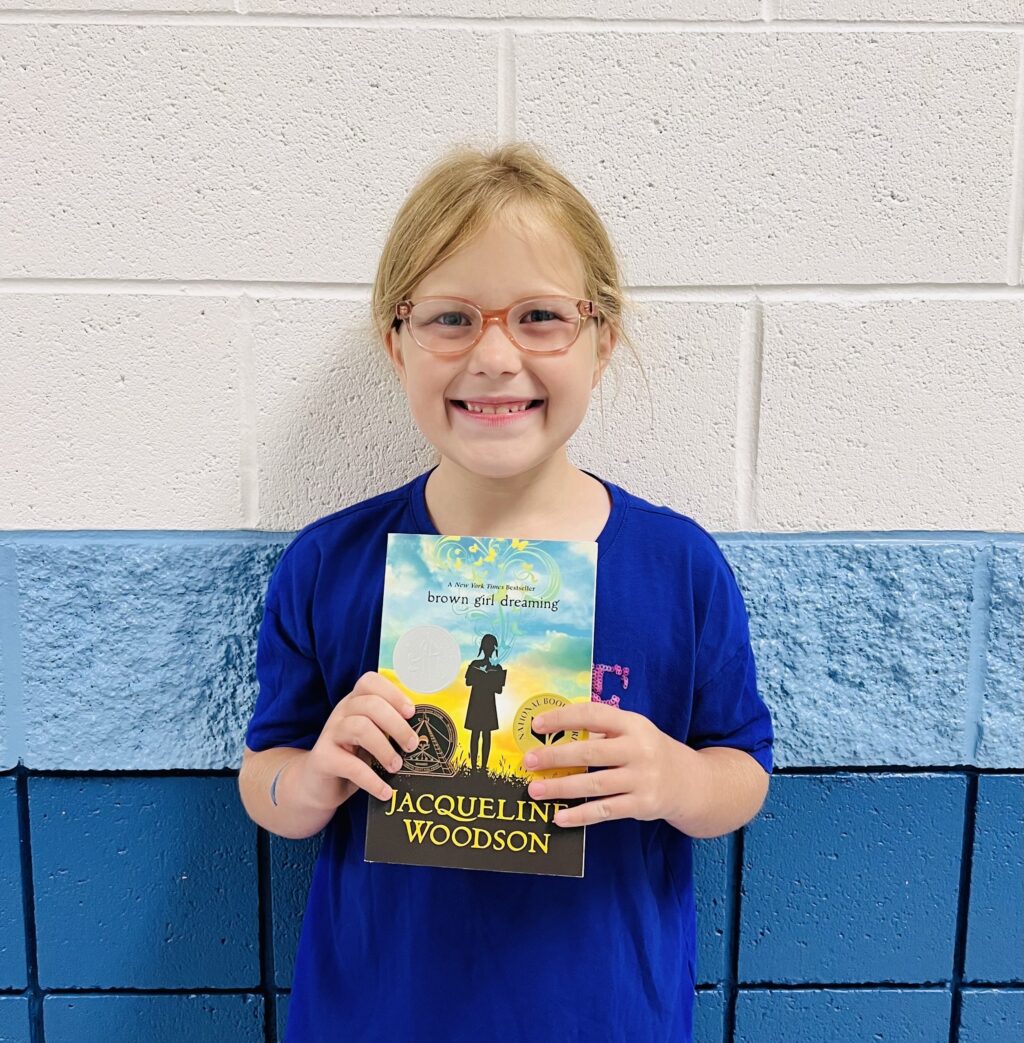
[384, 210, 616, 481]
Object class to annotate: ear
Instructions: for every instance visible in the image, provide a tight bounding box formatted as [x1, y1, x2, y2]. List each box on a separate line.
[384, 324, 408, 388]
[591, 318, 617, 389]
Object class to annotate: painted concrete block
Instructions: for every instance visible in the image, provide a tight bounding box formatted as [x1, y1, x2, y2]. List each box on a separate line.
[572, 300, 747, 532]
[965, 775, 1024, 982]
[694, 835, 729, 985]
[0, 296, 245, 530]
[517, 35, 1014, 287]
[759, 302, 1024, 531]
[983, 546, 1024, 768]
[5, 535, 1014, 772]
[734, 988, 950, 1041]
[270, 831, 322, 989]
[16, 537, 286, 769]
[740, 774, 964, 982]
[276, 993, 289, 1043]
[723, 540, 975, 767]
[30, 776, 258, 988]
[0, 777, 25, 989]
[959, 988, 1024, 1043]
[694, 986, 725, 1043]
[1, 25, 498, 281]
[0, 995, 29, 1043]
[43, 994, 263, 1042]
[785, 1, 1016, 21]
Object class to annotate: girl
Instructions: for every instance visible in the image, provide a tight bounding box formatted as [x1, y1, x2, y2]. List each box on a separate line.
[239, 141, 774, 1043]
[463, 633, 505, 772]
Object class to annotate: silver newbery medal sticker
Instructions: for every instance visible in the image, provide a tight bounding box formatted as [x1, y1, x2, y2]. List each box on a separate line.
[392, 625, 462, 694]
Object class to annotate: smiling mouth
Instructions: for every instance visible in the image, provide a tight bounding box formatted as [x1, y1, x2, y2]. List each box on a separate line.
[449, 399, 545, 414]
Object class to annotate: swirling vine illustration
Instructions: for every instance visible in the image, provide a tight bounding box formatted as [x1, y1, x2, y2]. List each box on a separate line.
[428, 536, 562, 662]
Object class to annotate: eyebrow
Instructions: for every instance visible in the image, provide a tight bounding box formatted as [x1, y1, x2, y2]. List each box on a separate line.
[420, 291, 578, 302]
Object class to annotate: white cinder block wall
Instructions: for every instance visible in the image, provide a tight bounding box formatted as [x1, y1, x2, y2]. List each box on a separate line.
[2, 2, 1022, 533]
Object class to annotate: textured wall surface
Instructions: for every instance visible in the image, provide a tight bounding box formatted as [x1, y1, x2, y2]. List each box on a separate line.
[0, 533, 1018, 771]
[3, 14, 1024, 533]
[0, 772, 1020, 1042]
[2, 2, 1023, 1042]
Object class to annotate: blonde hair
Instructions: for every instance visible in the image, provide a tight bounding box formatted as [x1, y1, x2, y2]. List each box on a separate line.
[368, 141, 650, 456]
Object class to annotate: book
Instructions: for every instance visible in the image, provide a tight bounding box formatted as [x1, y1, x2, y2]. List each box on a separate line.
[364, 532, 598, 877]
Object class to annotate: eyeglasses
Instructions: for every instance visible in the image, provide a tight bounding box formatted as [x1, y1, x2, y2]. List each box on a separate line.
[394, 295, 598, 356]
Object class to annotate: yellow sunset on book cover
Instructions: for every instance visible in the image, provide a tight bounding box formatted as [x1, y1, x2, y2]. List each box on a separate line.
[364, 532, 598, 877]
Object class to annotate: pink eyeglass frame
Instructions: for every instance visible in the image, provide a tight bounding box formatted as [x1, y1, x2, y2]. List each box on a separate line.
[394, 294, 598, 355]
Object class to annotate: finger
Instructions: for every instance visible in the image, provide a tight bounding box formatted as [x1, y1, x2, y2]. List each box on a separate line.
[353, 671, 417, 718]
[532, 701, 632, 738]
[329, 748, 394, 802]
[528, 766, 631, 803]
[336, 715, 407, 776]
[338, 693, 420, 755]
[524, 736, 628, 772]
[551, 793, 638, 828]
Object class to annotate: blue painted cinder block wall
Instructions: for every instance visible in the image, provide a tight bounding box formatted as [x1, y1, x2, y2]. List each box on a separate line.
[0, 533, 1021, 1043]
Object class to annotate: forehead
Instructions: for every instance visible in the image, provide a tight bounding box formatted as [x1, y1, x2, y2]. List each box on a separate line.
[414, 209, 587, 305]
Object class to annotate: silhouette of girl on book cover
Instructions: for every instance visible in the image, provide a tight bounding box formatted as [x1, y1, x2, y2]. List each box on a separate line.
[464, 634, 506, 771]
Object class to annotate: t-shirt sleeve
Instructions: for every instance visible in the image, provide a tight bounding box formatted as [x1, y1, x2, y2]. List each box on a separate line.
[686, 541, 774, 774]
[244, 544, 333, 753]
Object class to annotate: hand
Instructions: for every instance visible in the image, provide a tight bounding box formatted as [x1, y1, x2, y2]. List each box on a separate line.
[298, 671, 420, 809]
[524, 702, 708, 829]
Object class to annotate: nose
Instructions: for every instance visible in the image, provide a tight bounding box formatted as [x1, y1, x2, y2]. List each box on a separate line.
[466, 318, 523, 373]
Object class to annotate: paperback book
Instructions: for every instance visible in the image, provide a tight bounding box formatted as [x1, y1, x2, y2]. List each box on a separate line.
[364, 532, 598, 877]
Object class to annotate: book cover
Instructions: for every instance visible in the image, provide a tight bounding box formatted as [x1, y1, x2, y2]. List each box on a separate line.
[364, 532, 598, 877]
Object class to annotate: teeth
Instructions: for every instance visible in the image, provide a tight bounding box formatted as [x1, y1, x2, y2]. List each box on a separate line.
[463, 401, 532, 414]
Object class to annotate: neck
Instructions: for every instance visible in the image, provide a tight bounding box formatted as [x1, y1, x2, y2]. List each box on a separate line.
[424, 452, 582, 538]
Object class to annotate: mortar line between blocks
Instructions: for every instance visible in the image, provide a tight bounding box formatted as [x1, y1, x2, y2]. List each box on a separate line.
[736, 300, 763, 531]
[238, 293, 259, 529]
[723, 828, 743, 1043]
[498, 28, 516, 141]
[15, 770, 43, 1043]
[964, 546, 994, 764]
[4, 14, 1024, 31]
[948, 772, 980, 1043]
[256, 826, 278, 1043]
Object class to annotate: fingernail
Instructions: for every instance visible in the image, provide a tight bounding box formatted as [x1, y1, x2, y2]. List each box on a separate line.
[390, 758, 402, 772]
[533, 715, 546, 729]
[530, 781, 546, 798]
[405, 737, 418, 752]
[524, 752, 538, 768]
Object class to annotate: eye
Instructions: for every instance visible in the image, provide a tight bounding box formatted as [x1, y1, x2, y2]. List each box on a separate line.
[433, 311, 473, 327]
[521, 309, 559, 323]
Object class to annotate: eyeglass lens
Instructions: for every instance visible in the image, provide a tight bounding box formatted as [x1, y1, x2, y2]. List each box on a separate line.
[407, 298, 583, 354]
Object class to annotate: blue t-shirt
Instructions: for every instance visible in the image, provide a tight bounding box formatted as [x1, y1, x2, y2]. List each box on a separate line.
[245, 465, 774, 1043]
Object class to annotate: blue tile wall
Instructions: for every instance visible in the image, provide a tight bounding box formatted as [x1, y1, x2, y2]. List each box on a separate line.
[0, 996, 29, 1043]
[0, 778, 25, 990]
[0, 534, 1019, 771]
[965, 776, 1024, 983]
[0, 532, 1019, 1041]
[734, 988, 952, 1041]
[269, 832, 321, 989]
[958, 989, 1024, 1043]
[42, 994, 264, 1042]
[2, 766, 1021, 1040]
[29, 776, 258, 989]
[693, 835, 729, 986]
[740, 774, 965, 983]
[693, 987, 725, 1043]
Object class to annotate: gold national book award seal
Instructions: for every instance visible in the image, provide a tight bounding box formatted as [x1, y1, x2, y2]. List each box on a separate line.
[512, 693, 588, 780]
